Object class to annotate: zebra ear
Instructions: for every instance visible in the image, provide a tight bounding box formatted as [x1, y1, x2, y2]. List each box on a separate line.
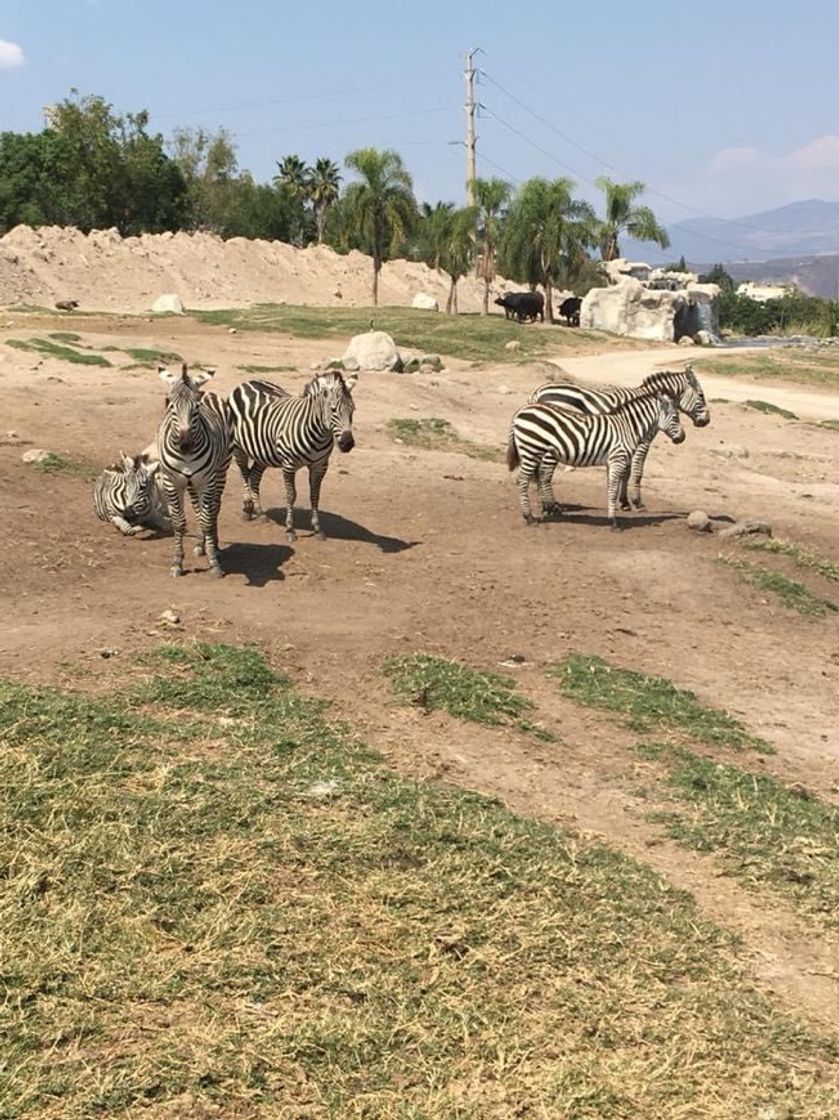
[120, 451, 134, 471]
[344, 373, 358, 392]
[191, 368, 215, 388]
[158, 367, 177, 387]
[145, 460, 160, 478]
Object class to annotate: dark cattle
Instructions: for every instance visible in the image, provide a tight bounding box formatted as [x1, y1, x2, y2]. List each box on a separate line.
[558, 296, 582, 326]
[493, 291, 544, 323]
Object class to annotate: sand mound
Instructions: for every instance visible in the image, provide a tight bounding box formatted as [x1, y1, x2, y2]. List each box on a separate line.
[0, 225, 495, 313]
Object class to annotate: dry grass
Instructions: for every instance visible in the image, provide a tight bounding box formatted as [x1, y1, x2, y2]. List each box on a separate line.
[718, 557, 838, 616]
[693, 349, 839, 389]
[0, 642, 837, 1118]
[387, 418, 502, 462]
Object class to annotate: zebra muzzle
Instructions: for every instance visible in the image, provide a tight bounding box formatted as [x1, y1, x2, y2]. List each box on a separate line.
[337, 432, 355, 452]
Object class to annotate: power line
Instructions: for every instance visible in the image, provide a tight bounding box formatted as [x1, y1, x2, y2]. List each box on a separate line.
[230, 105, 458, 141]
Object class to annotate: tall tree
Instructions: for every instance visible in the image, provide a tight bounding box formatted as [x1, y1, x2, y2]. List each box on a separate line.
[417, 200, 455, 271]
[596, 177, 669, 261]
[169, 126, 239, 234]
[439, 206, 478, 314]
[473, 177, 511, 315]
[501, 178, 596, 322]
[308, 157, 341, 244]
[343, 147, 417, 305]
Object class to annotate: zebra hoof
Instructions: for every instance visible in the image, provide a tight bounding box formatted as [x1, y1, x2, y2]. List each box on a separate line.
[619, 501, 632, 512]
[313, 529, 327, 541]
[631, 502, 646, 512]
[286, 530, 297, 543]
[542, 504, 561, 519]
[170, 566, 184, 578]
[609, 521, 623, 532]
[193, 545, 206, 557]
[208, 565, 225, 579]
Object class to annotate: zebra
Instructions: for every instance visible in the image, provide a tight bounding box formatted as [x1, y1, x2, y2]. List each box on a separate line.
[227, 371, 357, 542]
[93, 451, 171, 536]
[529, 366, 709, 511]
[507, 393, 685, 529]
[156, 363, 231, 578]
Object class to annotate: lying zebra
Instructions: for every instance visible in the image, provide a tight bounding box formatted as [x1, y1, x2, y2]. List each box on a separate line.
[228, 370, 357, 542]
[529, 366, 709, 511]
[507, 392, 685, 529]
[93, 451, 171, 536]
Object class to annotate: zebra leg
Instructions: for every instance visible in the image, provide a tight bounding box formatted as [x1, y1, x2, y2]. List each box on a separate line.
[166, 485, 188, 576]
[110, 516, 142, 536]
[282, 468, 298, 542]
[198, 484, 225, 578]
[537, 455, 561, 518]
[235, 448, 261, 520]
[627, 439, 651, 510]
[607, 454, 630, 530]
[516, 454, 539, 525]
[188, 487, 206, 556]
[308, 460, 329, 539]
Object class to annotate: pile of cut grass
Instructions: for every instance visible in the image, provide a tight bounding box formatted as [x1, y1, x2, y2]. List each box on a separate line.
[743, 536, 839, 583]
[639, 745, 839, 927]
[6, 336, 111, 366]
[548, 653, 771, 752]
[388, 416, 501, 462]
[0, 641, 836, 1118]
[32, 451, 97, 480]
[743, 398, 798, 420]
[718, 556, 837, 616]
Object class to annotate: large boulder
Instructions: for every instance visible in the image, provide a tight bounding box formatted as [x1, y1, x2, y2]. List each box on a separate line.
[152, 293, 184, 314]
[411, 292, 439, 311]
[580, 277, 721, 343]
[342, 330, 402, 371]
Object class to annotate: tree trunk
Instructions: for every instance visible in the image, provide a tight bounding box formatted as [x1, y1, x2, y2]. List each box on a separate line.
[482, 277, 489, 316]
[446, 276, 456, 314]
[315, 206, 325, 244]
[372, 257, 380, 306]
[601, 230, 620, 262]
[545, 277, 553, 324]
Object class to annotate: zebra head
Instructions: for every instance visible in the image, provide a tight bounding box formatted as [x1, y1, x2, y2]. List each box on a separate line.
[678, 365, 711, 428]
[158, 363, 215, 452]
[305, 371, 357, 452]
[117, 452, 160, 520]
[656, 394, 686, 445]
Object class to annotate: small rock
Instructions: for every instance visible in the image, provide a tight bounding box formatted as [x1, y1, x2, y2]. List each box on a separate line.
[54, 299, 79, 312]
[22, 448, 51, 464]
[6, 430, 17, 439]
[686, 510, 712, 532]
[333, 290, 343, 299]
[342, 356, 360, 372]
[711, 445, 749, 460]
[411, 292, 439, 311]
[678, 335, 695, 346]
[504, 340, 521, 352]
[693, 329, 715, 346]
[158, 608, 181, 626]
[305, 778, 343, 800]
[99, 647, 119, 659]
[228, 327, 237, 334]
[419, 353, 443, 371]
[718, 520, 773, 540]
[403, 357, 422, 374]
[151, 293, 184, 315]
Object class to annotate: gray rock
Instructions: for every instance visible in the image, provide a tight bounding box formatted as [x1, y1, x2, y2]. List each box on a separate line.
[419, 353, 443, 371]
[686, 510, 712, 532]
[718, 520, 773, 540]
[711, 444, 749, 460]
[693, 329, 715, 345]
[504, 340, 521, 352]
[159, 608, 181, 626]
[343, 330, 401, 371]
[342, 355, 360, 372]
[411, 292, 439, 311]
[22, 448, 51, 464]
[404, 357, 422, 374]
[678, 335, 696, 346]
[152, 293, 184, 314]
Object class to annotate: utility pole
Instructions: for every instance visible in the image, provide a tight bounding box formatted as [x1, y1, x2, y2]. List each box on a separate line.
[464, 48, 479, 207]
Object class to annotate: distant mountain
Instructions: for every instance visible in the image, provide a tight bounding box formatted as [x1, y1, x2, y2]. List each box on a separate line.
[624, 199, 839, 267]
[725, 255, 839, 300]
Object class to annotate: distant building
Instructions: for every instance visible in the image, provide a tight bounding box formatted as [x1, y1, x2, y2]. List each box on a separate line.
[736, 281, 792, 303]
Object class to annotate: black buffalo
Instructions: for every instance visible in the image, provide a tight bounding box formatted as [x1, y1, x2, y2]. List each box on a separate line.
[558, 296, 582, 326]
[494, 291, 544, 323]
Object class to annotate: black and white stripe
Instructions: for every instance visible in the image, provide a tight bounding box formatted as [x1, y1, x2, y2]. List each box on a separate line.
[507, 393, 685, 529]
[157, 364, 231, 577]
[228, 371, 357, 541]
[93, 452, 170, 536]
[529, 366, 709, 510]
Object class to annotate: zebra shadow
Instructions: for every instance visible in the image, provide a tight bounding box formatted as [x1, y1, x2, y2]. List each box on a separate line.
[542, 507, 686, 531]
[264, 509, 419, 554]
[220, 541, 294, 586]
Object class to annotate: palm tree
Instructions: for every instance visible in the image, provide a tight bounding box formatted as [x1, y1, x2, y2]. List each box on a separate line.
[501, 178, 597, 322]
[418, 201, 455, 271]
[473, 177, 511, 314]
[439, 206, 478, 313]
[309, 157, 341, 244]
[596, 177, 669, 262]
[343, 147, 418, 305]
[274, 154, 310, 198]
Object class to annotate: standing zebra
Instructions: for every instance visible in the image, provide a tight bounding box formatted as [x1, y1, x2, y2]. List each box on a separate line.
[156, 364, 231, 578]
[507, 393, 685, 529]
[93, 451, 171, 536]
[529, 366, 709, 510]
[228, 371, 357, 542]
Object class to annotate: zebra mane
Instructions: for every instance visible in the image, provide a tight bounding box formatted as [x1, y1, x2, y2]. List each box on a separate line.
[641, 367, 697, 395]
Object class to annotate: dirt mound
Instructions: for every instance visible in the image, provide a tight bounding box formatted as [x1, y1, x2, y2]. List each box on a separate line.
[0, 224, 493, 314]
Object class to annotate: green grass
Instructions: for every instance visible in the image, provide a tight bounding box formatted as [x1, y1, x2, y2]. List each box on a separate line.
[718, 557, 838, 616]
[32, 452, 97, 480]
[694, 350, 839, 389]
[235, 363, 298, 374]
[122, 347, 183, 366]
[383, 652, 532, 726]
[548, 653, 771, 753]
[388, 416, 502, 462]
[819, 418, 839, 431]
[743, 398, 799, 420]
[642, 746, 839, 928]
[47, 331, 82, 343]
[6, 337, 112, 366]
[192, 304, 582, 363]
[743, 537, 839, 583]
[0, 641, 836, 1118]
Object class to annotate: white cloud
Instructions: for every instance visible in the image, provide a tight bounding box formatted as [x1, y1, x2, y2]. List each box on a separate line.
[0, 39, 25, 70]
[697, 135, 839, 215]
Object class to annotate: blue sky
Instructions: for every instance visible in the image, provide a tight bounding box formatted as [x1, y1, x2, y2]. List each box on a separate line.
[2, 0, 839, 227]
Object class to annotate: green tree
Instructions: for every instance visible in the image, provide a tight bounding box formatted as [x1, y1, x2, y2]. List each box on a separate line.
[417, 200, 455, 271]
[500, 177, 596, 322]
[595, 176, 669, 261]
[308, 157, 341, 244]
[343, 147, 418, 305]
[699, 262, 735, 293]
[439, 206, 478, 314]
[473, 177, 511, 315]
[169, 126, 240, 234]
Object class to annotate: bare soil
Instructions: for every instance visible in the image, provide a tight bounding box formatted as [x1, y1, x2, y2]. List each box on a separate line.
[1, 312, 837, 1029]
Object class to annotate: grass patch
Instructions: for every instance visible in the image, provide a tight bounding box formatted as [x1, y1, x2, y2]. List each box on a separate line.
[819, 418, 839, 431]
[383, 652, 532, 725]
[6, 337, 111, 366]
[719, 556, 838, 616]
[193, 304, 567, 363]
[743, 537, 839, 583]
[694, 350, 839, 390]
[32, 452, 97, 480]
[235, 363, 298, 374]
[0, 642, 836, 1117]
[548, 653, 771, 753]
[743, 398, 798, 420]
[122, 347, 183, 366]
[47, 331, 82, 343]
[644, 746, 839, 928]
[388, 416, 501, 462]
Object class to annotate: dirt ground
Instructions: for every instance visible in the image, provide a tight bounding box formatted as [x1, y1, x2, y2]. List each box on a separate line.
[1, 312, 837, 1029]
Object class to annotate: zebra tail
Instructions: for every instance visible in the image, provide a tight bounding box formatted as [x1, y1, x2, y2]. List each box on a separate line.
[506, 428, 520, 472]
